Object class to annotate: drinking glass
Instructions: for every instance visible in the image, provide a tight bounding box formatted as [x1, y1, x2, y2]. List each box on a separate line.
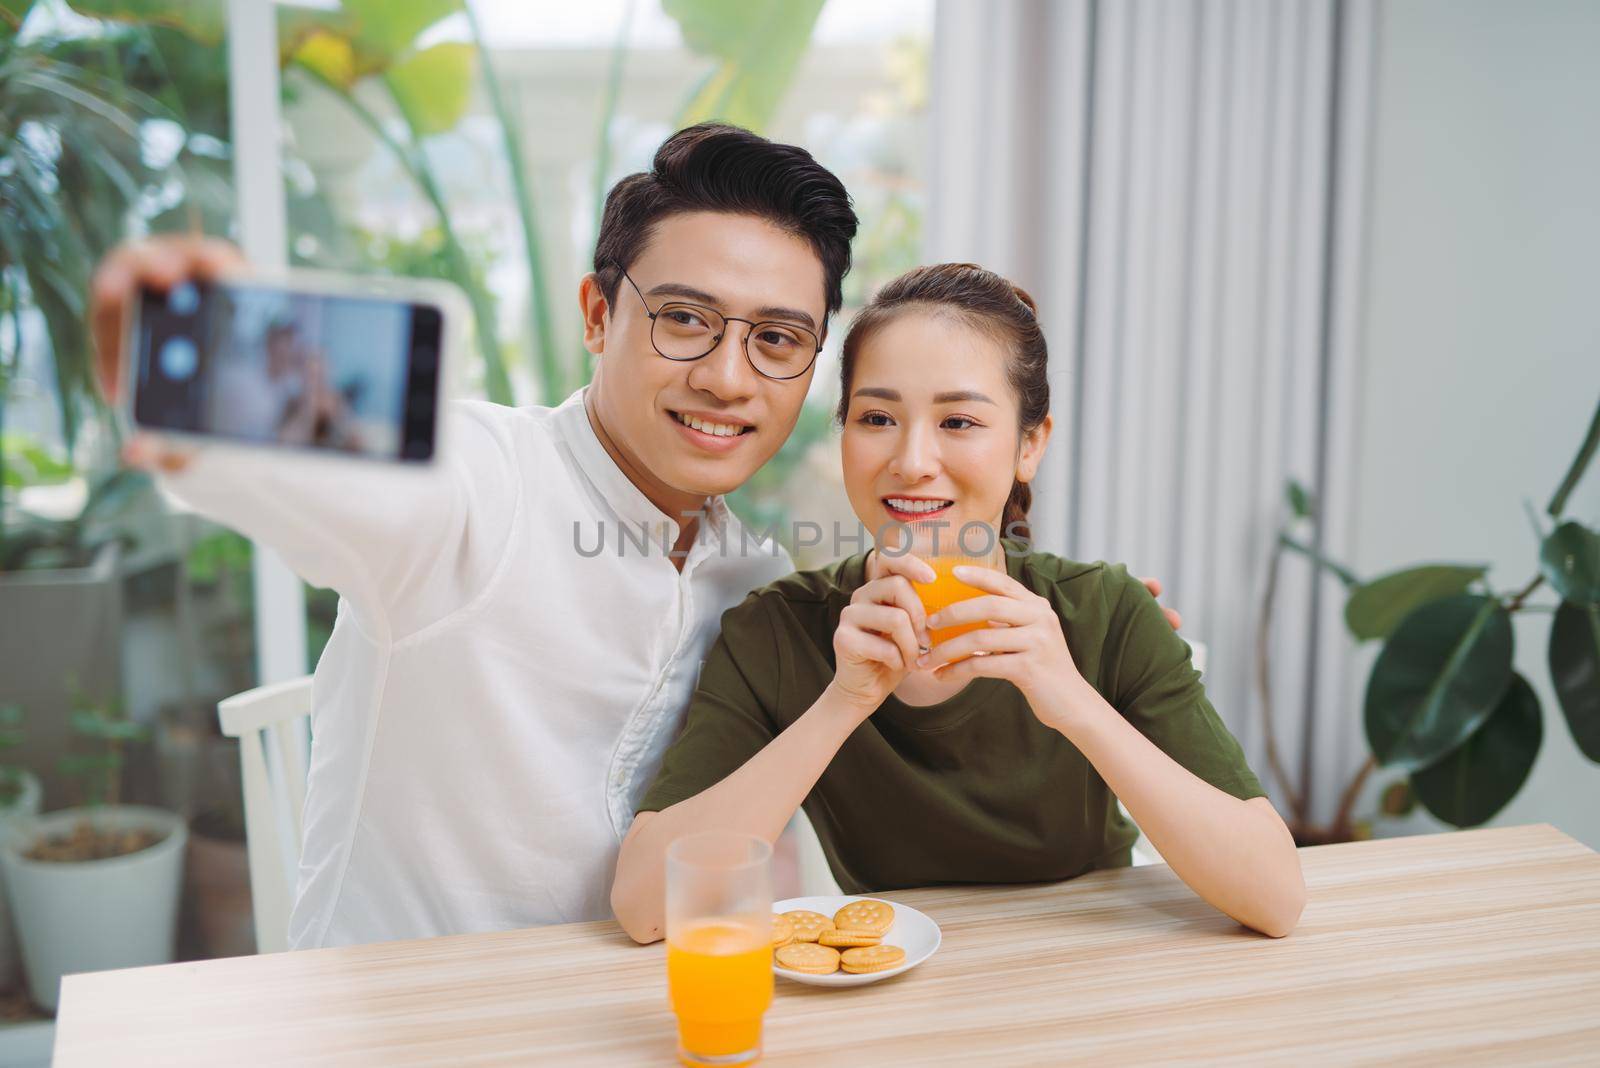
[666, 831, 774, 1067]
[897, 521, 1004, 652]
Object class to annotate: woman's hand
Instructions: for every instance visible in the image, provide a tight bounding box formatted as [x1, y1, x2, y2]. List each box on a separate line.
[830, 550, 936, 715]
[915, 564, 1093, 729]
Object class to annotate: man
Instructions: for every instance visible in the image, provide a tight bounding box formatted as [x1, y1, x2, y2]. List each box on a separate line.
[211, 318, 363, 450]
[92, 124, 1178, 949]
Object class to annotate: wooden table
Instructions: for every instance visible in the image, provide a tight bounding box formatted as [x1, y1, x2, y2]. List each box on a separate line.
[54, 824, 1600, 1065]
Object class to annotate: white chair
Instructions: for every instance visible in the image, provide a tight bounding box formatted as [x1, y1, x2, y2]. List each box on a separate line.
[216, 676, 313, 954]
[787, 809, 843, 897]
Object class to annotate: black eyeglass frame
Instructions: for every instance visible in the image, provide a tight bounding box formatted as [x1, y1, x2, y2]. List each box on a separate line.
[612, 264, 822, 382]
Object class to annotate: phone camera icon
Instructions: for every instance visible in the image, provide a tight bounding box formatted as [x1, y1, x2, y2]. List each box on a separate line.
[159, 336, 199, 381]
[167, 282, 200, 316]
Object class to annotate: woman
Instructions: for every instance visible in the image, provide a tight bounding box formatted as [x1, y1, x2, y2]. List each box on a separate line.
[611, 263, 1305, 943]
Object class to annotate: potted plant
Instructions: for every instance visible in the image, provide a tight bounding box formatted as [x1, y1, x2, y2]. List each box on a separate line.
[0, 704, 41, 992]
[0, 462, 145, 808]
[1257, 398, 1600, 842]
[0, 691, 186, 1013]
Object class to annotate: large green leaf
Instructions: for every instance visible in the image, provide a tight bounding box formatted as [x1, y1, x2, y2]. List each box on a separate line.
[1364, 594, 1514, 770]
[666, 0, 826, 131]
[1344, 564, 1488, 642]
[385, 41, 474, 137]
[1549, 601, 1600, 762]
[1539, 521, 1600, 606]
[343, 0, 461, 63]
[1410, 673, 1542, 828]
[283, 0, 462, 81]
[63, 0, 223, 43]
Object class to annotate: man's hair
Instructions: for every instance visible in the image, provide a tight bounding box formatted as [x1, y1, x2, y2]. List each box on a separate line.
[592, 123, 857, 323]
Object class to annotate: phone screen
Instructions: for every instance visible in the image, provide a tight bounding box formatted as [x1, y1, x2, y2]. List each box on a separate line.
[133, 280, 443, 462]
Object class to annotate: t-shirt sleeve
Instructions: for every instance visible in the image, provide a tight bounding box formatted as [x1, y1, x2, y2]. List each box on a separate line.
[636, 594, 782, 815]
[1101, 566, 1265, 801]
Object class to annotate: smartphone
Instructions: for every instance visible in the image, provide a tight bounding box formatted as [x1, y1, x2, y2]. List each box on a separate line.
[128, 271, 464, 463]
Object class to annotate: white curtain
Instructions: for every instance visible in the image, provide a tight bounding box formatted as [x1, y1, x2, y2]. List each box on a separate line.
[927, 0, 1377, 825]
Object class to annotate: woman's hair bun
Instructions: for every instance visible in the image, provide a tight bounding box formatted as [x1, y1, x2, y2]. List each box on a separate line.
[1010, 284, 1038, 317]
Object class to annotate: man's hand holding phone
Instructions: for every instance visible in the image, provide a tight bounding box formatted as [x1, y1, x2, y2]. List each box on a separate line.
[92, 234, 452, 467]
[91, 235, 244, 474]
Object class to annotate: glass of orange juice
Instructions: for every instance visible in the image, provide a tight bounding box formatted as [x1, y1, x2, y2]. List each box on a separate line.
[666, 831, 774, 1067]
[898, 521, 1003, 653]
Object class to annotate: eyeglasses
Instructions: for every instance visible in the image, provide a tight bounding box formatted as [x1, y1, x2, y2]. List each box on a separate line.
[614, 265, 822, 382]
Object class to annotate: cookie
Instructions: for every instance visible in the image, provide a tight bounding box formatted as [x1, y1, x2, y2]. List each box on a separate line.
[775, 941, 841, 975]
[834, 899, 894, 936]
[818, 928, 881, 948]
[781, 910, 833, 943]
[771, 915, 794, 947]
[839, 944, 906, 974]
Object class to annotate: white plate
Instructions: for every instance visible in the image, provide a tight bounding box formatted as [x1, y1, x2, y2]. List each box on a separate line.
[772, 895, 940, 987]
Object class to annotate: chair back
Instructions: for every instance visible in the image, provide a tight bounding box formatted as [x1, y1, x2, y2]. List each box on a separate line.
[216, 676, 313, 954]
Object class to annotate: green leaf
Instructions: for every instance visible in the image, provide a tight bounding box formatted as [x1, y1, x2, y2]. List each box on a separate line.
[1, 433, 73, 488]
[1539, 521, 1600, 606]
[1547, 396, 1600, 518]
[99, 719, 150, 742]
[2, 0, 37, 32]
[1364, 594, 1514, 770]
[282, 0, 461, 81]
[289, 29, 359, 91]
[1343, 564, 1489, 642]
[1286, 480, 1313, 520]
[62, 0, 224, 44]
[1411, 673, 1542, 828]
[384, 41, 475, 137]
[666, 0, 827, 131]
[69, 708, 111, 736]
[81, 466, 151, 522]
[1549, 601, 1600, 762]
[343, 0, 462, 63]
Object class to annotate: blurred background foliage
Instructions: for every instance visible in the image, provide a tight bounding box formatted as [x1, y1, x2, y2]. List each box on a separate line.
[1, 0, 929, 648]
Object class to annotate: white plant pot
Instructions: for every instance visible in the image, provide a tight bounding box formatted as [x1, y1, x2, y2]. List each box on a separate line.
[0, 770, 44, 992]
[0, 805, 188, 1012]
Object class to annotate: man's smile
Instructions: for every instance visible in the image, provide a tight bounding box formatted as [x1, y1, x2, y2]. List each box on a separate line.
[669, 409, 757, 452]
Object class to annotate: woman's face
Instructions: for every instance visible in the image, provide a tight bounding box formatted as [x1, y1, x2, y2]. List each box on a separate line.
[840, 309, 1050, 552]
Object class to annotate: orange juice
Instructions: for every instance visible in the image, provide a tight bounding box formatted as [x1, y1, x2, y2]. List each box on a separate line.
[912, 556, 990, 648]
[667, 918, 773, 1066]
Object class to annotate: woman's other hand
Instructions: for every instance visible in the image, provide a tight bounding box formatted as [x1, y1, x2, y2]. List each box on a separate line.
[915, 564, 1091, 730]
[830, 548, 936, 715]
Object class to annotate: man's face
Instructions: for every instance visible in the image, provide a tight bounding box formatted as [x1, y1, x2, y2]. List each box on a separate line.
[265, 327, 302, 380]
[583, 211, 826, 508]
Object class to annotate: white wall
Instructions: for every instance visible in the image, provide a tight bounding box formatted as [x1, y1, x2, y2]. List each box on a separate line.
[1351, 0, 1600, 846]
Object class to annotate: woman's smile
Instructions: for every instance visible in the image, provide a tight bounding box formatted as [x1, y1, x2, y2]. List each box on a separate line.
[881, 495, 955, 523]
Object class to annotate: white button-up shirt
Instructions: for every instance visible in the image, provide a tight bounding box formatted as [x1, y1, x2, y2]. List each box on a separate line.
[164, 390, 792, 947]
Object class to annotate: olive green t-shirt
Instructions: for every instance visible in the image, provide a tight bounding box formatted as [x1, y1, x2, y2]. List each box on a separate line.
[637, 549, 1264, 895]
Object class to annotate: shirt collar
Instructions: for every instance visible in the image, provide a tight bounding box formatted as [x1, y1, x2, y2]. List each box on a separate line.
[552, 387, 728, 549]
